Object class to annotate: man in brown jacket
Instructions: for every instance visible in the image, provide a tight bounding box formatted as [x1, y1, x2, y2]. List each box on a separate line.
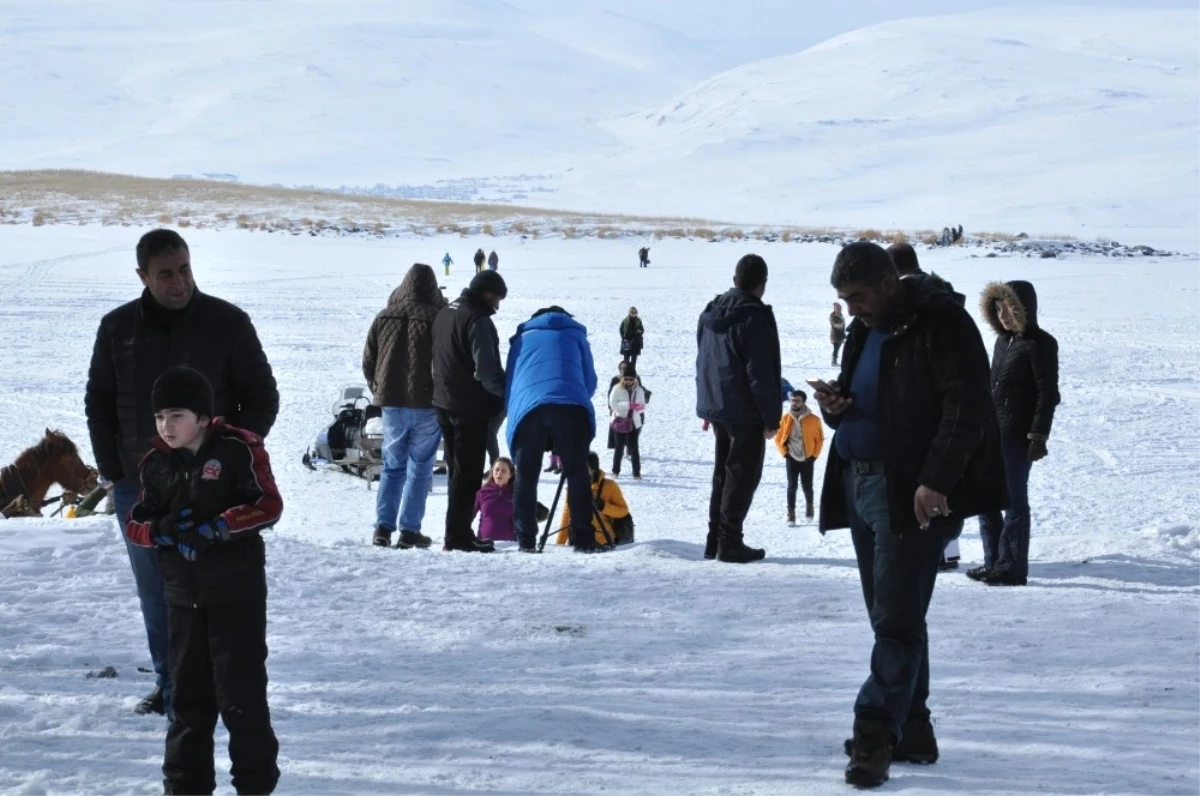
[363, 263, 447, 549]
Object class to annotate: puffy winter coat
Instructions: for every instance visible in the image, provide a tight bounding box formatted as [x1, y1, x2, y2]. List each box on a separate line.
[555, 471, 628, 547]
[980, 281, 1061, 441]
[432, 289, 505, 418]
[85, 290, 278, 484]
[774, 410, 824, 460]
[818, 275, 1007, 536]
[608, 383, 647, 431]
[127, 420, 282, 607]
[830, 311, 846, 343]
[362, 264, 446, 408]
[504, 309, 597, 448]
[619, 315, 644, 354]
[474, 481, 516, 541]
[695, 289, 782, 430]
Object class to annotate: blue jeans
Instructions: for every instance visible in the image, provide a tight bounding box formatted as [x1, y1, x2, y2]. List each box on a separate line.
[375, 407, 442, 533]
[113, 480, 172, 715]
[978, 436, 1034, 578]
[845, 469, 944, 742]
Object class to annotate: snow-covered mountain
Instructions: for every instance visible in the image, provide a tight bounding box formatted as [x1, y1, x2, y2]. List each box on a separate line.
[0, 3, 1195, 245]
[557, 7, 1199, 245]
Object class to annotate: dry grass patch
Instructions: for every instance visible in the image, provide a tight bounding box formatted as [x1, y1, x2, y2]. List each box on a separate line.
[855, 229, 883, 241]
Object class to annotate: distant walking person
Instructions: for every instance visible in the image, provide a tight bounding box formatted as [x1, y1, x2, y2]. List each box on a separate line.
[971, 280, 1060, 586]
[814, 242, 1005, 788]
[696, 254, 782, 563]
[362, 263, 446, 550]
[638, 247, 650, 268]
[432, 270, 508, 552]
[86, 229, 278, 720]
[442, 252, 453, 276]
[504, 305, 600, 552]
[608, 364, 647, 480]
[619, 307, 643, 368]
[830, 302, 846, 366]
[774, 389, 824, 525]
[487, 250, 499, 271]
[473, 248, 486, 274]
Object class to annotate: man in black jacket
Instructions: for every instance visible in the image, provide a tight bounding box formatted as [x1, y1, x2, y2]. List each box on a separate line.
[972, 280, 1060, 586]
[814, 242, 1005, 788]
[85, 229, 278, 719]
[696, 254, 782, 564]
[432, 270, 507, 552]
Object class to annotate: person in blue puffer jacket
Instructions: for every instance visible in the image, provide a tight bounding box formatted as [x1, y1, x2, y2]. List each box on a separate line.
[505, 306, 600, 552]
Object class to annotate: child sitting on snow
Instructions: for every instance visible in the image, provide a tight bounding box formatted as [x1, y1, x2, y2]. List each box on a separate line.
[475, 458, 516, 542]
[555, 451, 630, 548]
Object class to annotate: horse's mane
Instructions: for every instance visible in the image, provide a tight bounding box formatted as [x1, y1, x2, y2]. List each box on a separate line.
[14, 430, 77, 470]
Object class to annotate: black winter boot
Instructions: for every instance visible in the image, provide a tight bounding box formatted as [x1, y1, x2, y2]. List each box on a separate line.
[717, 540, 765, 563]
[372, 527, 393, 547]
[703, 529, 718, 560]
[805, 499, 814, 520]
[397, 530, 433, 549]
[443, 536, 495, 553]
[844, 719, 893, 787]
[845, 716, 939, 764]
[966, 564, 991, 581]
[134, 685, 165, 716]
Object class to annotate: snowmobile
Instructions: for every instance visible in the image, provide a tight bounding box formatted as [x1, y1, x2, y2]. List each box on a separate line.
[301, 385, 386, 485]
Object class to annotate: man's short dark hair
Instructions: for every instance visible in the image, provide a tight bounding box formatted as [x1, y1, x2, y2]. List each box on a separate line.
[831, 242, 897, 289]
[136, 229, 189, 271]
[886, 241, 921, 276]
[791, 389, 807, 401]
[734, 254, 768, 291]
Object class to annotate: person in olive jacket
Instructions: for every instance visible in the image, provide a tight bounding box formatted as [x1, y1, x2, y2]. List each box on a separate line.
[85, 229, 278, 720]
[971, 280, 1060, 586]
[127, 366, 281, 796]
[363, 263, 447, 550]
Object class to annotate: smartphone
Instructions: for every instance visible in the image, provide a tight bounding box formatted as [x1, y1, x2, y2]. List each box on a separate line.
[806, 377, 834, 394]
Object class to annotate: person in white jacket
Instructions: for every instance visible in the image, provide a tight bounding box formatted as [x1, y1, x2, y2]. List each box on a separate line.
[608, 364, 647, 479]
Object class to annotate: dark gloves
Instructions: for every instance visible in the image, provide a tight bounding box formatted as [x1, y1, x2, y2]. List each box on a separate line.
[177, 517, 230, 562]
[153, 507, 193, 547]
[1027, 439, 1048, 462]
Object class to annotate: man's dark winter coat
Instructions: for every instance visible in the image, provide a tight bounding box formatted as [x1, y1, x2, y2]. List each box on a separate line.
[127, 421, 283, 608]
[695, 288, 782, 430]
[432, 289, 505, 418]
[85, 290, 278, 484]
[363, 265, 446, 408]
[819, 275, 1007, 536]
[980, 280, 1061, 440]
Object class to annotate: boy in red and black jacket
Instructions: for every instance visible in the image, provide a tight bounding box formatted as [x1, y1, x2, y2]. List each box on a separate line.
[127, 366, 282, 796]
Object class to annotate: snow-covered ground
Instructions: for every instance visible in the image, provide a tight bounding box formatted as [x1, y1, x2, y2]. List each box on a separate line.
[0, 225, 1196, 794]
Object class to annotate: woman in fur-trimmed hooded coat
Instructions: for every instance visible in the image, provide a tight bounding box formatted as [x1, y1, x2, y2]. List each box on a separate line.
[974, 280, 1060, 586]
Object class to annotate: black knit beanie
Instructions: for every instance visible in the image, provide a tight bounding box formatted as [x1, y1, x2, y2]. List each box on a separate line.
[151, 366, 214, 419]
[469, 270, 508, 298]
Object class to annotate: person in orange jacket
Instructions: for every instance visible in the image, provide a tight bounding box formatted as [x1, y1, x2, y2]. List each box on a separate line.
[555, 452, 629, 548]
[774, 389, 824, 524]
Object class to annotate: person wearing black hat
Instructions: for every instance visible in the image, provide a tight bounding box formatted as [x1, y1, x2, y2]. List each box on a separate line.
[431, 270, 508, 552]
[86, 229, 278, 720]
[127, 366, 282, 796]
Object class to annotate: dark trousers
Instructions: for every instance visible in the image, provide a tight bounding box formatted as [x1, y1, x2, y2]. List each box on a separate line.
[164, 600, 278, 796]
[705, 423, 766, 554]
[510, 404, 595, 548]
[978, 436, 1034, 577]
[612, 427, 641, 477]
[437, 409, 491, 547]
[785, 455, 814, 513]
[486, 410, 506, 467]
[845, 469, 944, 743]
[832, 339, 844, 365]
[622, 352, 639, 369]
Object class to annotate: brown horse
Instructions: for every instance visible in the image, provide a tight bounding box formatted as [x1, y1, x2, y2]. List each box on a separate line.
[1, 429, 98, 518]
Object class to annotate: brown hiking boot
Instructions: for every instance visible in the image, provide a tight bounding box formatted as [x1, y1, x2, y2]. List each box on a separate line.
[844, 720, 893, 788]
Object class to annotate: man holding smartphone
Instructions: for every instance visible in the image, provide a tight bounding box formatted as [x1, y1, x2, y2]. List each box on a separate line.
[813, 242, 1005, 788]
[696, 254, 782, 563]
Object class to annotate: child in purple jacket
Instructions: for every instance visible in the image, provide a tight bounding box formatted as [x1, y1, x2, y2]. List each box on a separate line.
[475, 458, 516, 542]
